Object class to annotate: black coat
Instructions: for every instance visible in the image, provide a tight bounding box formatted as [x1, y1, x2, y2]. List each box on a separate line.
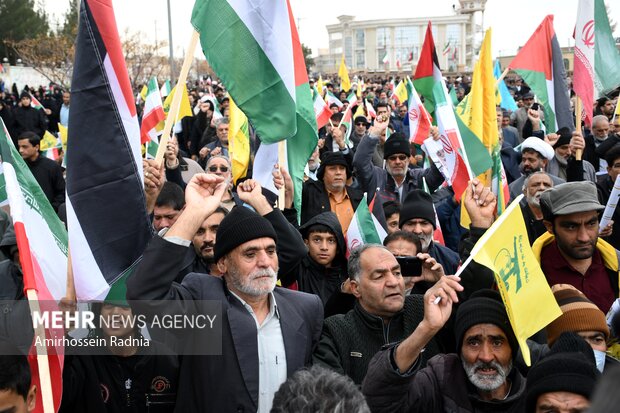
[127, 236, 323, 412]
[12, 105, 47, 140]
[300, 179, 364, 227]
[26, 156, 66, 211]
[59, 342, 179, 413]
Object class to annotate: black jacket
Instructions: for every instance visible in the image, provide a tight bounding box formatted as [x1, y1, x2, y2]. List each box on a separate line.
[60, 342, 179, 413]
[12, 105, 47, 140]
[26, 155, 66, 211]
[362, 350, 526, 413]
[300, 179, 364, 227]
[281, 212, 347, 305]
[313, 295, 442, 385]
[127, 236, 323, 412]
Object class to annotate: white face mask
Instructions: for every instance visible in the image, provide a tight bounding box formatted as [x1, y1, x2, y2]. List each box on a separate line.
[593, 349, 606, 372]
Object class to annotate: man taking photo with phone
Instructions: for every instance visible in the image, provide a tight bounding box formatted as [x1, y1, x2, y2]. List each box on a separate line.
[312, 243, 450, 385]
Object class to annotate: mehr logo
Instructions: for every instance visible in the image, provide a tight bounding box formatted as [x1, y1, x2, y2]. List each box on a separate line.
[493, 235, 529, 293]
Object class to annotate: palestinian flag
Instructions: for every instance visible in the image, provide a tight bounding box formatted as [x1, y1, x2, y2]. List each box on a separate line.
[0, 118, 66, 413]
[405, 77, 432, 145]
[508, 15, 573, 132]
[325, 90, 343, 109]
[140, 77, 165, 147]
[346, 193, 387, 256]
[28, 93, 45, 110]
[313, 86, 332, 129]
[67, 0, 152, 301]
[414, 22, 443, 114]
[192, 0, 298, 144]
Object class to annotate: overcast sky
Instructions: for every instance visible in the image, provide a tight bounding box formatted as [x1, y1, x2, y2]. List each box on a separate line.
[46, 0, 620, 59]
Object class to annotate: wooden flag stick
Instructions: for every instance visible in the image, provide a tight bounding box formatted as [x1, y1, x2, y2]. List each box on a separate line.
[65, 246, 76, 303]
[575, 96, 583, 160]
[26, 289, 55, 413]
[495, 67, 510, 86]
[155, 30, 200, 164]
[277, 140, 286, 208]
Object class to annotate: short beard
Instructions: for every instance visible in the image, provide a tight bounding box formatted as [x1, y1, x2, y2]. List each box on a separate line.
[462, 358, 512, 392]
[419, 232, 433, 252]
[227, 266, 278, 297]
[526, 192, 541, 208]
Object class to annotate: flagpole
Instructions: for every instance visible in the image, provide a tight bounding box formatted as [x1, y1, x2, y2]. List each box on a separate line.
[277, 140, 286, 208]
[155, 30, 200, 164]
[575, 96, 582, 160]
[495, 67, 510, 86]
[26, 289, 55, 413]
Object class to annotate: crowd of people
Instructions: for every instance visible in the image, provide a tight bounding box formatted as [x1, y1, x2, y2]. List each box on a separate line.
[0, 72, 620, 413]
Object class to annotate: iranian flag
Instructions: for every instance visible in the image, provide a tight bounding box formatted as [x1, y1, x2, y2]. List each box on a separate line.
[339, 92, 358, 147]
[593, 0, 620, 98]
[313, 86, 331, 129]
[192, 0, 298, 144]
[325, 90, 343, 109]
[574, 0, 595, 126]
[0, 119, 65, 413]
[140, 77, 165, 146]
[382, 51, 389, 65]
[346, 193, 387, 256]
[508, 15, 573, 132]
[159, 79, 172, 98]
[365, 99, 377, 119]
[67, 0, 152, 301]
[405, 77, 432, 145]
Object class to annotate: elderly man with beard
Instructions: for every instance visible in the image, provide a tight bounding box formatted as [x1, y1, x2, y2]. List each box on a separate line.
[362, 288, 525, 413]
[508, 136, 564, 201]
[546, 128, 596, 183]
[520, 171, 554, 245]
[128, 174, 322, 412]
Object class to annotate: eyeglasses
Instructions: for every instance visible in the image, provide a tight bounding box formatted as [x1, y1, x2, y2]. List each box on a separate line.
[208, 165, 229, 173]
[388, 155, 408, 161]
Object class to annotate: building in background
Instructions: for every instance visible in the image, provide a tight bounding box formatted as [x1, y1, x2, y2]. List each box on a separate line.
[317, 0, 487, 74]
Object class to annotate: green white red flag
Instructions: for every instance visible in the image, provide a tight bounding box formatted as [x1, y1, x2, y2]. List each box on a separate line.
[346, 193, 387, 256]
[140, 77, 165, 145]
[405, 77, 432, 145]
[325, 90, 343, 109]
[313, 86, 331, 129]
[191, 0, 299, 144]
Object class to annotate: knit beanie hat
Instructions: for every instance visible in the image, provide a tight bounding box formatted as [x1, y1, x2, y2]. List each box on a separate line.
[383, 133, 411, 159]
[399, 190, 436, 229]
[213, 206, 277, 262]
[19, 91, 31, 100]
[552, 127, 572, 149]
[549, 332, 596, 366]
[455, 290, 518, 355]
[546, 284, 610, 346]
[526, 351, 599, 412]
[316, 151, 351, 181]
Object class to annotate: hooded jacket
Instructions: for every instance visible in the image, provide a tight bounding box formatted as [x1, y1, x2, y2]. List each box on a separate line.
[281, 212, 347, 305]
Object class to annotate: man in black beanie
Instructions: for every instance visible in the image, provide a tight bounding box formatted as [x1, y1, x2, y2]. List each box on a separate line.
[301, 141, 364, 233]
[363, 289, 527, 413]
[526, 333, 600, 413]
[399, 189, 460, 275]
[353, 115, 445, 205]
[128, 174, 323, 412]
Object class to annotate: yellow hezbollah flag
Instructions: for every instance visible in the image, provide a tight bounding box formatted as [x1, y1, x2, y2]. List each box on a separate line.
[57, 123, 68, 152]
[467, 194, 562, 366]
[139, 84, 148, 102]
[228, 98, 250, 184]
[393, 80, 408, 105]
[317, 75, 325, 97]
[338, 56, 351, 92]
[163, 84, 193, 122]
[40, 131, 60, 151]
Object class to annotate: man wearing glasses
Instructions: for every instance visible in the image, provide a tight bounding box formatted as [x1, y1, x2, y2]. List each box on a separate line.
[353, 115, 444, 206]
